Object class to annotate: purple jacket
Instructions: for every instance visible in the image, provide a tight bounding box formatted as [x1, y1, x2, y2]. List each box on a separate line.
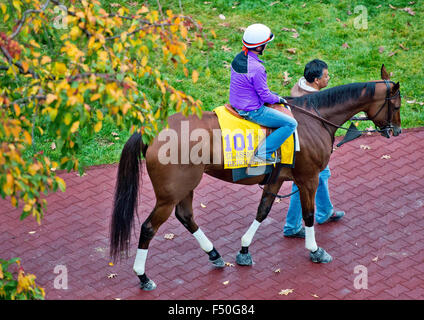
[229, 50, 280, 111]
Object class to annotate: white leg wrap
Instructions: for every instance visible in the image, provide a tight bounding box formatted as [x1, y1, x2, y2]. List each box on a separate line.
[241, 220, 261, 247]
[133, 249, 148, 275]
[305, 226, 318, 252]
[193, 228, 213, 252]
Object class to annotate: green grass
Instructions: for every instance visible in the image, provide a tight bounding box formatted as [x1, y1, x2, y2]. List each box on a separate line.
[34, 0, 424, 166]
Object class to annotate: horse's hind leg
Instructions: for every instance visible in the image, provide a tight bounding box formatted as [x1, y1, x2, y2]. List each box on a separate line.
[133, 202, 175, 290]
[236, 180, 283, 266]
[175, 191, 225, 267]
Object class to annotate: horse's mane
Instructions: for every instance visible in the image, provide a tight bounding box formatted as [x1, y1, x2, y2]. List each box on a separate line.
[287, 82, 376, 109]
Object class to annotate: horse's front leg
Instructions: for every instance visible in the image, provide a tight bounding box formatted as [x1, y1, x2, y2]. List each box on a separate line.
[236, 180, 283, 266]
[298, 177, 333, 263]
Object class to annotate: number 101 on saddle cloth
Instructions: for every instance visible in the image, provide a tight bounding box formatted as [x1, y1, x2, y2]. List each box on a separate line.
[213, 104, 299, 169]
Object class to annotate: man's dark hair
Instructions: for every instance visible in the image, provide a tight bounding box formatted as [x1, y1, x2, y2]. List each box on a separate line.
[304, 59, 328, 83]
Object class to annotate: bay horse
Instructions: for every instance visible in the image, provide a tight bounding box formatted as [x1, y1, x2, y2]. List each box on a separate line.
[110, 65, 402, 290]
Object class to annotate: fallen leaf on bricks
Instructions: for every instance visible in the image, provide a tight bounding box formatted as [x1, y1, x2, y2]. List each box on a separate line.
[275, 198, 281, 203]
[164, 233, 175, 240]
[312, 293, 319, 298]
[223, 280, 229, 285]
[109, 262, 114, 266]
[28, 231, 36, 234]
[360, 145, 371, 150]
[200, 203, 207, 208]
[274, 268, 281, 273]
[372, 256, 379, 262]
[225, 262, 235, 267]
[381, 155, 391, 159]
[114, 298, 121, 300]
[279, 289, 294, 295]
[108, 273, 118, 279]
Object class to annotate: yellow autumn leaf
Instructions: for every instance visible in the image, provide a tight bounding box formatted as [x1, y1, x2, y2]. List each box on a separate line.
[141, 56, 148, 67]
[14, 104, 21, 116]
[23, 131, 32, 145]
[46, 94, 57, 105]
[54, 62, 67, 75]
[70, 121, 79, 133]
[41, 56, 51, 65]
[94, 121, 102, 133]
[55, 176, 66, 192]
[90, 93, 101, 101]
[0, 3, 6, 14]
[180, 25, 188, 39]
[21, 61, 29, 73]
[211, 29, 217, 38]
[192, 70, 199, 83]
[96, 110, 103, 120]
[64, 113, 72, 125]
[23, 204, 32, 212]
[121, 32, 127, 42]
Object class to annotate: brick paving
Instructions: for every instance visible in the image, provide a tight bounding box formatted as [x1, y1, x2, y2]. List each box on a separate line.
[1, 128, 423, 300]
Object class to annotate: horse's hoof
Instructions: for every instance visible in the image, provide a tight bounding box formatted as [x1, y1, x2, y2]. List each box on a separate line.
[310, 247, 333, 263]
[210, 256, 225, 268]
[140, 279, 157, 291]
[236, 252, 253, 266]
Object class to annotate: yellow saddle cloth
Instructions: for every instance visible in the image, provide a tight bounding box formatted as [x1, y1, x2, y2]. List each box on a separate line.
[213, 105, 295, 169]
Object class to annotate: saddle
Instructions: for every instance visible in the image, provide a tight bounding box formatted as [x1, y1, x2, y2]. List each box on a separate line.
[224, 103, 295, 185]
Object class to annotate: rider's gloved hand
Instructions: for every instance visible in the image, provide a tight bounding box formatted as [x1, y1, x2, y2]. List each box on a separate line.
[279, 96, 287, 104]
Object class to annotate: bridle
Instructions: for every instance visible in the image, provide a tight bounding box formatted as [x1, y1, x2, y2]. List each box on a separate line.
[351, 80, 401, 138]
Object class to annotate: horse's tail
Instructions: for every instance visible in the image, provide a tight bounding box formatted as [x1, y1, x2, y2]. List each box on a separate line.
[110, 132, 147, 261]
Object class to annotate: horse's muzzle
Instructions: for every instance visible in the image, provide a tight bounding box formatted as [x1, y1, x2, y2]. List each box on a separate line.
[380, 125, 402, 138]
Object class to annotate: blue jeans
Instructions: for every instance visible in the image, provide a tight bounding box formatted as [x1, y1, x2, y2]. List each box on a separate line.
[236, 105, 298, 159]
[283, 165, 334, 235]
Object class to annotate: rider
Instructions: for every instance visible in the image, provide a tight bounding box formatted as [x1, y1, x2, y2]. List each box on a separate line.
[229, 23, 298, 164]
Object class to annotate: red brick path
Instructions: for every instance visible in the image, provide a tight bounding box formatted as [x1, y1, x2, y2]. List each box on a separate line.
[1, 128, 423, 300]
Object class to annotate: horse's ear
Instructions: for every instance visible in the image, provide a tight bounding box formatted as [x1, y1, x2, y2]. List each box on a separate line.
[392, 81, 400, 93]
[381, 64, 390, 80]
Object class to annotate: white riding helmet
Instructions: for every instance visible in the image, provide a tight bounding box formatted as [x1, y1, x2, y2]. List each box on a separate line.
[242, 24, 274, 49]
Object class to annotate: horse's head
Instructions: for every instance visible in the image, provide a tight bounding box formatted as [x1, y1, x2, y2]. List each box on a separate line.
[366, 64, 402, 138]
